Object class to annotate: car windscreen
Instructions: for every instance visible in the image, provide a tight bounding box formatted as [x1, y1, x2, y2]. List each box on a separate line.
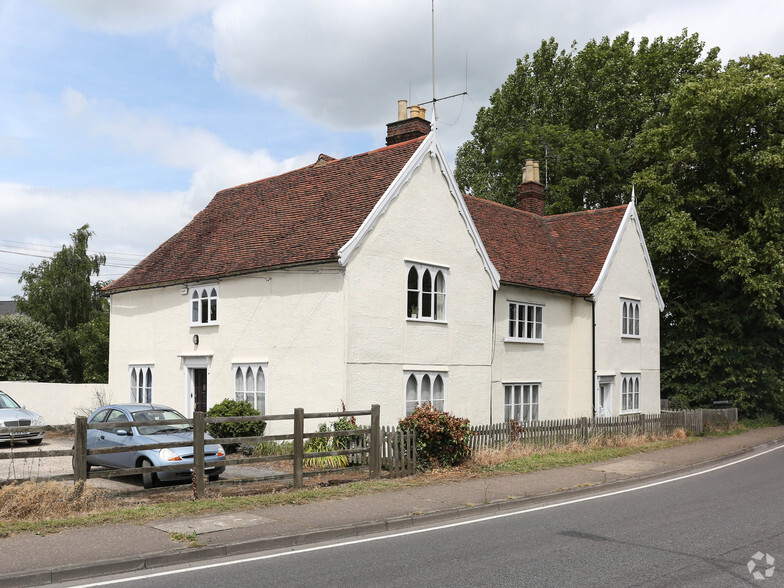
[0, 394, 21, 409]
[131, 409, 191, 435]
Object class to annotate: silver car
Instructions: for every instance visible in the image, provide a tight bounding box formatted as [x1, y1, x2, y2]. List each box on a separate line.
[0, 390, 46, 445]
[85, 404, 225, 488]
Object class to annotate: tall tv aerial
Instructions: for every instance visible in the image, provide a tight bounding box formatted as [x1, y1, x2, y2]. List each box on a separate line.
[414, 0, 468, 124]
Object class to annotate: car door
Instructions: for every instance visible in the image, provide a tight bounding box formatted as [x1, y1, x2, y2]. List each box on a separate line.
[94, 409, 135, 468]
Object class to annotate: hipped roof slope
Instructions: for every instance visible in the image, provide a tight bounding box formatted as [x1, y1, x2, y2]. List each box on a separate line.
[464, 195, 627, 297]
[105, 137, 425, 293]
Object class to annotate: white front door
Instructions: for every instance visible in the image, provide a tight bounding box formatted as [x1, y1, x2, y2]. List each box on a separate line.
[597, 378, 613, 417]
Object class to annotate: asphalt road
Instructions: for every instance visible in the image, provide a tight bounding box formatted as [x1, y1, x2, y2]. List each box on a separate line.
[64, 443, 784, 587]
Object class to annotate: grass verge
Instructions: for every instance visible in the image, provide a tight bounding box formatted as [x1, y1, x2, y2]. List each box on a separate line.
[0, 429, 704, 538]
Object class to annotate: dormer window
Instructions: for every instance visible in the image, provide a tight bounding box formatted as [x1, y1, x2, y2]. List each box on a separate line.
[191, 285, 219, 325]
[406, 262, 447, 322]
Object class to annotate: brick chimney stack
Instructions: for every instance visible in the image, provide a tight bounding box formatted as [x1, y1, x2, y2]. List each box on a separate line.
[386, 100, 431, 145]
[517, 159, 546, 215]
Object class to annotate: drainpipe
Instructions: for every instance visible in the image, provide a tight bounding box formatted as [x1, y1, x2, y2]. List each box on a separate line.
[489, 290, 497, 425]
[585, 296, 596, 416]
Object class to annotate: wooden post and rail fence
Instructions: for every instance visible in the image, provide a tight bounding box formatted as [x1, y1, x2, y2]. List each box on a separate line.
[1, 407, 737, 495]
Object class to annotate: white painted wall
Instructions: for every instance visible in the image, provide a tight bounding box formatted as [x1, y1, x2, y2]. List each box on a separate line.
[594, 212, 661, 415]
[343, 154, 495, 427]
[491, 286, 593, 421]
[109, 267, 346, 434]
[0, 381, 110, 426]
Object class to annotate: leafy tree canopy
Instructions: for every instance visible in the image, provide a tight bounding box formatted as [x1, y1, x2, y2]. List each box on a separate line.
[16, 224, 107, 331]
[456, 31, 784, 418]
[14, 225, 109, 383]
[635, 53, 784, 417]
[455, 30, 720, 211]
[0, 314, 66, 382]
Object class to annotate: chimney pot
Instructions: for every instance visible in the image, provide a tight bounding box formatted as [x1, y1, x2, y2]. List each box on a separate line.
[398, 100, 408, 121]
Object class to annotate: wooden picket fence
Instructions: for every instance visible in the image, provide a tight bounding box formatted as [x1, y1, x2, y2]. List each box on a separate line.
[381, 426, 416, 478]
[469, 409, 738, 453]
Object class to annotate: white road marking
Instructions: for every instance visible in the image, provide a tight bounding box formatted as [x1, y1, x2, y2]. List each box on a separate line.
[73, 442, 784, 587]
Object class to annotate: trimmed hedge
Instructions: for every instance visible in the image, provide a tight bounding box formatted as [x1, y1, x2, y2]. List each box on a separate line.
[206, 399, 266, 453]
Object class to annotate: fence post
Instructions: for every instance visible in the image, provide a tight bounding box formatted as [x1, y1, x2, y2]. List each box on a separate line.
[638, 413, 646, 436]
[580, 417, 588, 444]
[293, 408, 304, 488]
[73, 416, 88, 485]
[192, 411, 206, 499]
[369, 404, 380, 479]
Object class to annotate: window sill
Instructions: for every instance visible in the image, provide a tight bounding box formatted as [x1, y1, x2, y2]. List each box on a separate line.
[190, 322, 220, 328]
[621, 335, 641, 340]
[407, 317, 447, 324]
[504, 337, 544, 344]
[619, 410, 641, 415]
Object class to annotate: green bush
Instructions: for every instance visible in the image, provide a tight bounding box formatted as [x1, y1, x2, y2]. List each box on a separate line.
[398, 404, 471, 469]
[304, 422, 348, 469]
[206, 399, 266, 453]
[668, 394, 690, 411]
[331, 416, 363, 450]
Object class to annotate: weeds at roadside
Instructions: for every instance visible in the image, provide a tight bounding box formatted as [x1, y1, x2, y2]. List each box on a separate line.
[0, 480, 106, 521]
[170, 531, 202, 548]
[468, 429, 692, 473]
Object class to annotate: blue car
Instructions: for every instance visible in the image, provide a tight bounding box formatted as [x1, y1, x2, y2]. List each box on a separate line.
[85, 404, 225, 488]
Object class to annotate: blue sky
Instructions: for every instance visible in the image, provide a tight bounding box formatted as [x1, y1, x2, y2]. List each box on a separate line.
[2, 0, 784, 298]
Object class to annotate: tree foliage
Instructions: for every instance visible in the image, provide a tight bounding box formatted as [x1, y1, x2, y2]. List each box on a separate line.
[455, 30, 720, 211]
[0, 314, 67, 382]
[635, 54, 784, 417]
[14, 225, 109, 383]
[455, 31, 784, 418]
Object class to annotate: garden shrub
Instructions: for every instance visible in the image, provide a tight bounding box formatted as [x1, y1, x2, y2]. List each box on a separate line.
[206, 399, 266, 453]
[304, 422, 348, 469]
[398, 404, 471, 469]
[331, 416, 363, 450]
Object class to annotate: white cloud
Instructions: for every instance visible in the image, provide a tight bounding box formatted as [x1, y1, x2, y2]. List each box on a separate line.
[60, 88, 314, 208]
[42, 0, 222, 34]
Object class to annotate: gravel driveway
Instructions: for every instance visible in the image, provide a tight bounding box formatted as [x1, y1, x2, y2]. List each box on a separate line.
[1, 433, 285, 492]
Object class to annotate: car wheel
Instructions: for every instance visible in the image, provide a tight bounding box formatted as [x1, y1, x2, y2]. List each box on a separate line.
[71, 456, 91, 474]
[141, 458, 157, 489]
[208, 473, 220, 482]
[27, 438, 43, 446]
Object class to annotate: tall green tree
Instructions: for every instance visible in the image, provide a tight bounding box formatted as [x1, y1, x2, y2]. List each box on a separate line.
[15, 225, 109, 382]
[456, 32, 784, 418]
[455, 30, 720, 212]
[634, 54, 784, 417]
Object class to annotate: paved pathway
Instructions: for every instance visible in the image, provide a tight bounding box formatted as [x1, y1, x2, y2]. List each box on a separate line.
[1, 426, 783, 587]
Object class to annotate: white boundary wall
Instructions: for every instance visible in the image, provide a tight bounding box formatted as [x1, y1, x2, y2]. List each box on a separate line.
[0, 381, 110, 426]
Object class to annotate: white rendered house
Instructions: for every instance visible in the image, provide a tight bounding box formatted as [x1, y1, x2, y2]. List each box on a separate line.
[105, 106, 663, 429]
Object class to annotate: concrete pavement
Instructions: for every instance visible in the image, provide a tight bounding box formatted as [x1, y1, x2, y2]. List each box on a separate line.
[1, 426, 783, 587]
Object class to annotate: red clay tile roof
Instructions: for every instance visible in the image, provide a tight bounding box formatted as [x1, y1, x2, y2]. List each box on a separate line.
[105, 137, 426, 293]
[464, 196, 627, 296]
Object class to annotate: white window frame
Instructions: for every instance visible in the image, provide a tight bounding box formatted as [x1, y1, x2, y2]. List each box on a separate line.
[191, 284, 219, 326]
[506, 301, 544, 343]
[404, 371, 446, 415]
[129, 365, 154, 404]
[621, 298, 640, 338]
[233, 363, 267, 415]
[406, 262, 448, 322]
[620, 373, 640, 414]
[503, 383, 540, 422]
